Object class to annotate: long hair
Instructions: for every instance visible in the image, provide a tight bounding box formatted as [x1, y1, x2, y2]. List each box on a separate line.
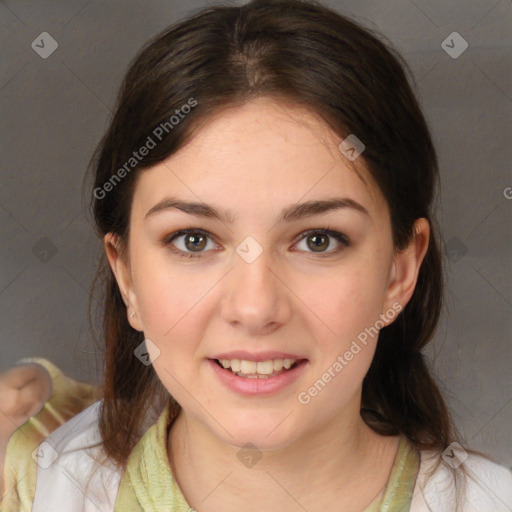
[86, 0, 459, 476]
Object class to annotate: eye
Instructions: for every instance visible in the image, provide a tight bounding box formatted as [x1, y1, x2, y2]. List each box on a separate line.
[293, 228, 350, 256]
[163, 229, 218, 259]
[162, 227, 350, 260]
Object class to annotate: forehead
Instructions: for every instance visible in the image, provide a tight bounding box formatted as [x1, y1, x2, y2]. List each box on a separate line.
[131, 98, 388, 224]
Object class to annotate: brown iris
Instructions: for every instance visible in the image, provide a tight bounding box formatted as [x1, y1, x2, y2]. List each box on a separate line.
[307, 233, 329, 252]
[185, 232, 207, 251]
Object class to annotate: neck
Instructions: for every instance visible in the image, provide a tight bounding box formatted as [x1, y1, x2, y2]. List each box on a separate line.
[167, 396, 396, 511]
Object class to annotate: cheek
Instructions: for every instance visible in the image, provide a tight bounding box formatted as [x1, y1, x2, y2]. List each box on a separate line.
[132, 252, 210, 337]
[135, 265, 206, 391]
[138, 278, 185, 336]
[295, 268, 384, 412]
[130, 253, 221, 386]
[300, 263, 388, 344]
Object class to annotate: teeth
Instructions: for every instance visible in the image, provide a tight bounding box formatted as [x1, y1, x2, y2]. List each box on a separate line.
[218, 358, 298, 376]
[256, 360, 274, 375]
[273, 359, 284, 371]
[240, 360, 257, 374]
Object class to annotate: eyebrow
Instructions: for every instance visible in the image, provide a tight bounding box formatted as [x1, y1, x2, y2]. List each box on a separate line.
[144, 196, 370, 224]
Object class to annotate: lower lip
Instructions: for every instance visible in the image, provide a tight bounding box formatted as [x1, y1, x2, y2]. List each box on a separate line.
[208, 359, 308, 396]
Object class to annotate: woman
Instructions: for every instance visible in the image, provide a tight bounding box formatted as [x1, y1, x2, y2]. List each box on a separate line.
[2, 0, 511, 510]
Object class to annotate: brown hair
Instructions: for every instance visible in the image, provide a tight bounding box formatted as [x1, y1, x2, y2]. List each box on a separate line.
[87, 0, 459, 472]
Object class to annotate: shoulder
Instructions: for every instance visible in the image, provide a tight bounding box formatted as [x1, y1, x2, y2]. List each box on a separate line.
[1, 358, 118, 512]
[463, 455, 512, 510]
[411, 446, 512, 512]
[30, 400, 123, 512]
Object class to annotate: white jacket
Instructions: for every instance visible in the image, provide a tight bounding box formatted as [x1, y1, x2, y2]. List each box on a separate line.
[31, 401, 512, 512]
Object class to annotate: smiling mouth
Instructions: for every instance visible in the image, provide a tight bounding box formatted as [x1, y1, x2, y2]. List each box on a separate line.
[212, 358, 302, 379]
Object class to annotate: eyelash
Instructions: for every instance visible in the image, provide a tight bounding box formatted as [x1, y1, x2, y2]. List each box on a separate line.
[162, 227, 350, 260]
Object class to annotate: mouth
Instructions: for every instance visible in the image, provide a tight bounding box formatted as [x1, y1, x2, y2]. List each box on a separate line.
[210, 357, 306, 379]
[207, 356, 309, 396]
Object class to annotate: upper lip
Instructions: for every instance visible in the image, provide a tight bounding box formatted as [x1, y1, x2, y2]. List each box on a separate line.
[210, 351, 308, 362]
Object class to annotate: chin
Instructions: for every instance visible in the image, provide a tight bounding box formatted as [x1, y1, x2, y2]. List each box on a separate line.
[211, 413, 302, 451]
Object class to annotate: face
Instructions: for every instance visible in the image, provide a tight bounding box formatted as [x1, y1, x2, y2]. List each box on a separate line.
[106, 97, 427, 451]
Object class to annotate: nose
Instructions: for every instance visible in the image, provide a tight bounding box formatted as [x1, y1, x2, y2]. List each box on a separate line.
[220, 245, 292, 336]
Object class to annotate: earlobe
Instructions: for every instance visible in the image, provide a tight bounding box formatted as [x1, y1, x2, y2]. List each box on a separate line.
[383, 218, 430, 318]
[104, 233, 143, 331]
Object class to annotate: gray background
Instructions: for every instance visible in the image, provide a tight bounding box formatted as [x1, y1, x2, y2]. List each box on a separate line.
[1, 0, 511, 467]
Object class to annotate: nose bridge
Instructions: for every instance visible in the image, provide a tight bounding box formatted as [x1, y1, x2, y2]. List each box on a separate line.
[221, 239, 290, 332]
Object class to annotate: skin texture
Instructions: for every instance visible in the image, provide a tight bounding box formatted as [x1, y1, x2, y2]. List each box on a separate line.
[105, 97, 429, 511]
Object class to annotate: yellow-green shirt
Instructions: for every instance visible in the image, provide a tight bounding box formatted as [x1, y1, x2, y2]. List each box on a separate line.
[115, 402, 420, 511]
[1, 358, 420, 512]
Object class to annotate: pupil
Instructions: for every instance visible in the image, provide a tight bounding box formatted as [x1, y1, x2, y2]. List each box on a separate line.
[186, 233, 206, 251]
[308, 234, 328, 252]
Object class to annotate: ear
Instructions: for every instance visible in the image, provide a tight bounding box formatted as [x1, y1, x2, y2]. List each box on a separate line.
[104, 233, 143, 331]
[382, 218, 430, 323]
